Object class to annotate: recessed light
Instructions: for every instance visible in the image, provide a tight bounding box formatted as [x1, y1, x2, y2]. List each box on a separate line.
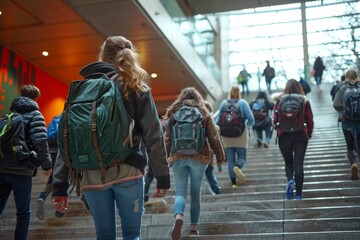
[42, 51, 49, 56]
[151, 73, 157, 78]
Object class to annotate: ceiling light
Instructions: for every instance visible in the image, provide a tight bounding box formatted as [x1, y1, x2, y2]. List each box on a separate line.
[42, 51, 49, 56]
[151, 73, 157, 78]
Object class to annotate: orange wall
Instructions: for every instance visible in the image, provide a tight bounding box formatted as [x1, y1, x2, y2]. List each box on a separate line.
[0, 45, 68, 126]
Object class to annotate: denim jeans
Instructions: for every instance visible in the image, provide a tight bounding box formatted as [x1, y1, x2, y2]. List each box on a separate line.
[171, 158, 207, 225]
[0, 172, 32, 240]
[82, 178, 144, 240]
[144, 166, 155, 201]
[255, 124, 272, 144]
[225, 147, 247, 180]
[205, 164, 220, 194]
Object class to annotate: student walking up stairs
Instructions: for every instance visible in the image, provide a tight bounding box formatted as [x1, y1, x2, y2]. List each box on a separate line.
[0, 83, 359, 239]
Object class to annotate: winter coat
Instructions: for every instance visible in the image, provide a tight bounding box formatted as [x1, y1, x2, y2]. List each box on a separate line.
[165, 99, 226, 166]
[52, 61, 170, 196]
[0, 97, 52, 176]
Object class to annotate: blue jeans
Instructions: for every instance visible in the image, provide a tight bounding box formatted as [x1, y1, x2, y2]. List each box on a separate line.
[82, 178, 144, 240]
[171, 159, 207, 225]
[255, 124, 272, 144]
[205, 164, 220, 194]
[0, 172, 32, 240]
[225, 147, 247, 180]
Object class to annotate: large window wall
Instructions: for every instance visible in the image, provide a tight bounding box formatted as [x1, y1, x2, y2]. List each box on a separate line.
[226, 0, 360, 91]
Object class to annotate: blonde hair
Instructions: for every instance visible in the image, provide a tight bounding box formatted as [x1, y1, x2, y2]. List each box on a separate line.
[99, 36, 150, 99]
[229, 86, 241, 99]
[20, 84, 40, 100]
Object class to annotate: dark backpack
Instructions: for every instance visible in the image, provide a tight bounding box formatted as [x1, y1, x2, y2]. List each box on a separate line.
[299, 79, 311, 95]
[218, 99, 245, 137]
[171, 106, 205, 155]
[330, 83, 341, 101]
[343, 83, 360, 120]
[276, 93, 305, 133]
[0, 112, 33, 166]
[58, 75, 134, 184]
[252, 98, 268, 120]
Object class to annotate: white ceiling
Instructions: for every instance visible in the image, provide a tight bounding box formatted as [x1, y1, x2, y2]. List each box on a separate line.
[0, 0, 312, 114]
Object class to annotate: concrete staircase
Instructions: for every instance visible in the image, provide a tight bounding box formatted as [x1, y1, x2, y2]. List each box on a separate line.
[1, 83, 360, 239]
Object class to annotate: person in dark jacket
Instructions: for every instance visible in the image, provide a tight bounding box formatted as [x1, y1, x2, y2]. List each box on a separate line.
[0, 84, 52, 240]
[262, 60, 275, 94]
[51, 36, 170, 240]
[204, 101, 222, 195]
[36, 114, 65, 219]
[272, 79, 314, 200]
[313, 56, 326, 92]
[333, 69, 360, 180]
[250, 91, 274, 148]
[164, 87, 226, 239]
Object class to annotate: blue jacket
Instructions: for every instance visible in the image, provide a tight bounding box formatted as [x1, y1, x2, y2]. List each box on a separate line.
[216, 98, 255, 127]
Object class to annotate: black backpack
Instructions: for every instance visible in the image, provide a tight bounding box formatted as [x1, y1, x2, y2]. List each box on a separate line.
[171, 106, 205, 155]
[343, 83, 360, 121]
[251, 98, 268, 120]
[218, 99, 245, 137]
[276, 93, 305, 133]
[0, 112, 33, 166]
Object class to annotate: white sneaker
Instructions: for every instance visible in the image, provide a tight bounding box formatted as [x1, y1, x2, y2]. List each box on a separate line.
[36, 198, 45, 220]
[233, 166, 246, 184]
[144, 197, 167, 207]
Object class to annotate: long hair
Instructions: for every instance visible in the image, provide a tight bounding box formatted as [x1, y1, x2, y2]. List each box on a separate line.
[229, 86, 241, 99]
[164, 87, 206, 119]
[283, 79, 304, 95]
[98, 36, 150, 99]
[345, 69, 359, 85]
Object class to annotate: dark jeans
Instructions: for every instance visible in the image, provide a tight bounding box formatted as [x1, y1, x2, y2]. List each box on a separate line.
[265, 77, 273, 93]
[0, 172, 32, 240]
[205, 164, 220, 194]
[278, 131, 308, 196]
[39, 151, 57, 200]
[255, 124, 272, 144]
[314, 75, 323, 85]
[343, 129, 360, 164]
[144, 165, 154, 201]
[240, 82, 249, 96]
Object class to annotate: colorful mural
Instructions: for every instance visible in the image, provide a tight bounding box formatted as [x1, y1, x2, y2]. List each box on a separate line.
[0, 45, 68, 125]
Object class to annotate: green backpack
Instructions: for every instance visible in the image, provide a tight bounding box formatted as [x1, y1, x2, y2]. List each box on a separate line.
[58, 75, 134, 184]
[171, 106, 205, 155]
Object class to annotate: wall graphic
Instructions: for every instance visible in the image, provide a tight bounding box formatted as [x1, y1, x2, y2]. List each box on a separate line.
[0, 45, 36, 113]
[0, 45, 68, 125]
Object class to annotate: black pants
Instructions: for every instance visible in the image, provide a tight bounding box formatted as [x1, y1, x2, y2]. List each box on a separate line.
[278, 131, 308, 196]
[342, 129, 360, 164]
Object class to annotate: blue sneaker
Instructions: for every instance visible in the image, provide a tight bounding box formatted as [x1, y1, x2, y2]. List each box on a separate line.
[295, 195, 302, 200]
[285, 179, 295, 199]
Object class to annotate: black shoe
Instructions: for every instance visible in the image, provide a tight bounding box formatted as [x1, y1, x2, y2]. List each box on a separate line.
[54, 210, 64, 217]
